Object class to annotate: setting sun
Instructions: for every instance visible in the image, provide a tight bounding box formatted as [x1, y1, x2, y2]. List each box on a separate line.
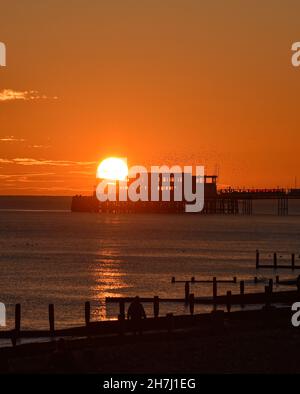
[96, 157, 128, 181]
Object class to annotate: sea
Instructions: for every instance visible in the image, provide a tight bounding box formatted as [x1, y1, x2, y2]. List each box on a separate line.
[0, 196, 300, 336]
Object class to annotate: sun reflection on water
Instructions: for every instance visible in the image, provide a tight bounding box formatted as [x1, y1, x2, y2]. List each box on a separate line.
[91, 245, 132, 320]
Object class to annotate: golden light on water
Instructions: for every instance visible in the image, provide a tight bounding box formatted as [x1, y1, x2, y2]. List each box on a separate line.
[96, 157, 128, 181]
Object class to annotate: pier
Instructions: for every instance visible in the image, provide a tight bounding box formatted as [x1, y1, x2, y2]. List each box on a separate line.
[71, 174, 300, 215]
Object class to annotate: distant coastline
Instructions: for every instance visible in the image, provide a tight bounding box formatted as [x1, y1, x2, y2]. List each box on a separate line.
[0, 196, 72, 211]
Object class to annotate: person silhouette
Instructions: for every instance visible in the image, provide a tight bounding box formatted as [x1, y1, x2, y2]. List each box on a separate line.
[127, 296, 146, 335]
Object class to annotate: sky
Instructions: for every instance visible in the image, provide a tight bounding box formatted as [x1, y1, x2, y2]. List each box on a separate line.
[0, 0, 300, 195]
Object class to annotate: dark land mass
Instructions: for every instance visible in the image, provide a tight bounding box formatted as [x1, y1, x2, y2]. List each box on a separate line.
[0, 308, 299, 374]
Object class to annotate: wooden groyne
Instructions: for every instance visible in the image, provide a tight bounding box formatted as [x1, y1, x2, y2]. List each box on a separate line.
[106, 289, 300, 307]
[2, 253, 300, 346]
[256, 250, 300, 270]
[276, 276, 298, 286]
[171, 276, 237, 284]
[1, 277, 299, 345]
[0, 304, 294, 343]
[107, 272, 300, 308]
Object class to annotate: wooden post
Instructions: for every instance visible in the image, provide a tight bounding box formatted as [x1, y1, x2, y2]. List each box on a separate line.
[85, 301, 90, 326]
[15, 304, 21, 335]
[240, 280, 245, 308]
[273, 252, 277, 269]
[191, 276, 195, 283]
[189, 293, 195, 315]
[153, 296, 159, 318]
[171, 276, 175, 283]
[11, 303, 21, 347]
[185, 281, 190, 303]
[269, 279, 273, 294]
[213, 277, 217, 297]
[233, 276, 237, 283]
[119, 299, 125, 320]
[226, 291, 232, 313]
[49, 304, 55, 336]
[292, 254, 295, 270]
[276, 275, 279, 284]
[256, 250, 260, 269]
[213, 277, 217, 310]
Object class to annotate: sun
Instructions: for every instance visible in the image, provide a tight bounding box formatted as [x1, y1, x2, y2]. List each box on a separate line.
[96, 157, 128, 181]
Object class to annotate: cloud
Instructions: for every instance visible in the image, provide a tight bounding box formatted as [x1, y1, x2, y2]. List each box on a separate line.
[13, 158, 96, 167]
[69, 170, 95, 175]
[0, 172, 55, 179]
[0, 137, 52, 148]
[0, 157, 97, 167]
[0, 89, 58, 102]
[0, 136, 26, 142]
[12, 178, 65, 184]
[28, 144, 51, 149]
[1, 185, 91, 192]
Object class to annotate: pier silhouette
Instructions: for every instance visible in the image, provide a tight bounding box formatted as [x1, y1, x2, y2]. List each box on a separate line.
[72, 175, 300, 215]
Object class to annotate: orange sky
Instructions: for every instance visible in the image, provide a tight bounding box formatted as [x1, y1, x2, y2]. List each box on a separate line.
[0, 1, 300, 195]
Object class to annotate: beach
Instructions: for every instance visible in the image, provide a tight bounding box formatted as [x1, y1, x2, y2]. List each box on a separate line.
[1, 308, 299, 374]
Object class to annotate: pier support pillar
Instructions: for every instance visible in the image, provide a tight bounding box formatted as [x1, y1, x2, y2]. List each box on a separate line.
[278, 197, 288, 216]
